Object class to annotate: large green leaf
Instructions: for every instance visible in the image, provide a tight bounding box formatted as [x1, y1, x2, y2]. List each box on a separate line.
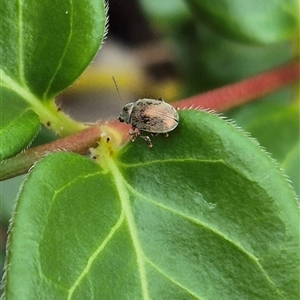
[4, 110, 299, 299]
[185, 0, 299, 44]
[0, 0, 106, 160]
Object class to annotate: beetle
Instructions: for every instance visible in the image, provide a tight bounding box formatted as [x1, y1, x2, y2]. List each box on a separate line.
[118, 98, 179, 147]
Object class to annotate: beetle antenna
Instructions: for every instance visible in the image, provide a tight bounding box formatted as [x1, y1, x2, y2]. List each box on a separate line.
[112, 76, 122, 102]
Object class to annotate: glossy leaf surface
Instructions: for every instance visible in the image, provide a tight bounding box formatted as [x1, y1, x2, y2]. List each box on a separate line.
[1, 0, 106, 99]
[185, 0, 299, 43]
[0, 0, 106, 160]
[4, 110, 299, 299]
[0, 90, 40, 161]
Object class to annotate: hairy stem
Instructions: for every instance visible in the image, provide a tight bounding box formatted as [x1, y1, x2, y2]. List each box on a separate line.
[2, 60, 299, 180]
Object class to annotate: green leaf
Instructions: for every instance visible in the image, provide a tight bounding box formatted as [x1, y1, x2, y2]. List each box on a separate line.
[0, 0, 107, 99]
[0, 0, 106, 159]
[0, 89, 40, 160]
[228, 102, 300, 198]
[4, 110, 299, 299]
[282, 142, 300, 197]
[245, 105, 299, 162]
[184, 0, 299, 44]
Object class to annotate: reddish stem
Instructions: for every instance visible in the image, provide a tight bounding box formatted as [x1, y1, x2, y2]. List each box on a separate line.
[1, 60, 299, 180]
[0, 127, 101, 180]
[174, 60, 300, 110]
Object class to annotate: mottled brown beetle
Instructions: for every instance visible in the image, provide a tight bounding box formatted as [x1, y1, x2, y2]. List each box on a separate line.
[118, 98, 179, 147]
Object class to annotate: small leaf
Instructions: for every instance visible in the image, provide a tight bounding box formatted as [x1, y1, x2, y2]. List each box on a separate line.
[4, 111, 299, 299]
[0, 89, 40, 160]
[0, 0, 106, 158]
[0, 0, 107, 99]
[185, 0, 299, 44]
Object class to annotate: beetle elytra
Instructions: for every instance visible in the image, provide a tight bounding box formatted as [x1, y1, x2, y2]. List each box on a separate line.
[118, 98, 179, 147]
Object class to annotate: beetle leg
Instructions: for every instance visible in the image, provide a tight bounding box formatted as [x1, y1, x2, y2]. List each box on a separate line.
[129, 127, 136, 135]
[129, 127, 139, 142]
[130, 132, 138, 142]
[150, 132, 168, 138]
[139, 135, 153, 148]
[151, 133, 159, 137]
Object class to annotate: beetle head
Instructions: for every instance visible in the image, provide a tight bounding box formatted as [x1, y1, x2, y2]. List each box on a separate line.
[118, 102, 134, 124]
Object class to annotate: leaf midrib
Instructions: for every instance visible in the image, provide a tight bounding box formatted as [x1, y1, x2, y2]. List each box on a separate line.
[106, 155, 150, 300]
[18, 0, 25, 85]
[15, 0, 75, 99]
[43, 0, 74, 99]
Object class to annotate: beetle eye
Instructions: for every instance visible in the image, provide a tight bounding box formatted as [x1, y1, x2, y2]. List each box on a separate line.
[118, 117, 124, 122]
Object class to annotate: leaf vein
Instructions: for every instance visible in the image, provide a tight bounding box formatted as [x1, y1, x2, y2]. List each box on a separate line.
[126, 183, 282, 295]
[17, 0, 25, 85]
[43, 0, 74, 98]
[145, 257, 203, 300]
[0, 106, 34, 134]
[119, 158, 224, 168]
[67, 211, 125, 299]
[51, 171, 105, 196]
[106, 155, 150, 299]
